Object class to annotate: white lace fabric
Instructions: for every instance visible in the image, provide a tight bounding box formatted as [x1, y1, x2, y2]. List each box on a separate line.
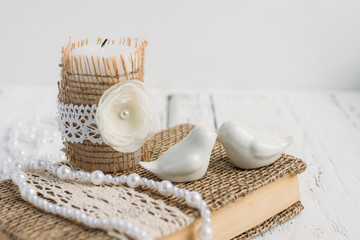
[57, 100, 103, 144]
[26, 163, 193, 239]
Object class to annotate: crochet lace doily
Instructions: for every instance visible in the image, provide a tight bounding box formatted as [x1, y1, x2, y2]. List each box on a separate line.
[26, 163, 192, 239]
[56, 101, 103, 144]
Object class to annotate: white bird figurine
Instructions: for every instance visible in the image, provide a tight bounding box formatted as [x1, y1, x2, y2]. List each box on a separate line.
[139, 125, 217, 182]
[217, 120, 294, 169]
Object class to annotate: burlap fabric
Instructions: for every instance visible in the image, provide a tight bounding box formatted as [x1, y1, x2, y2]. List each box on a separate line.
[58, 37, 150, 174]
[0, 124, 307, 239]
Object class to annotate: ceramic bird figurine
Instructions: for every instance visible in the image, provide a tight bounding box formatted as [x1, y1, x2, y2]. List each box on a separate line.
[139, 126, 217, 182]
[217, 120, 294, 169]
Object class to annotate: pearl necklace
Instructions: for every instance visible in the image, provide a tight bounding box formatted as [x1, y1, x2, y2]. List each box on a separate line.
[1, 117, 65, 180]
[11, 159, 213, 240]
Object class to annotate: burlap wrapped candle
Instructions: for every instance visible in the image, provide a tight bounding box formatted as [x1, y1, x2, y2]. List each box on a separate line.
[57, 37, 150, 173]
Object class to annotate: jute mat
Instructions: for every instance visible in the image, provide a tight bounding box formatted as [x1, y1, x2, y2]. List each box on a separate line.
[0, 124, 307, 239]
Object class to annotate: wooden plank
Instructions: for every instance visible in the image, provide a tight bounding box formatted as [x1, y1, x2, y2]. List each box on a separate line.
[331, 90, 360, 133]
[167, 92, 216, 129]
[285, 91, 360, 240]
[150, 89, 169, 130]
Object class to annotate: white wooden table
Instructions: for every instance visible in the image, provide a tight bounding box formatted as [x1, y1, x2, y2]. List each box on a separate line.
[0, 84, 359, 240]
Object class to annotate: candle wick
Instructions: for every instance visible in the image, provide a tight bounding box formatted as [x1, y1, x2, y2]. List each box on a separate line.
[101, 39, 108, 48]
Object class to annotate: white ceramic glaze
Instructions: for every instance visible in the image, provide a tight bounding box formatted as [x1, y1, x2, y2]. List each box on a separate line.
[139, 126, 217, 182]
[217, 120, 294, 169]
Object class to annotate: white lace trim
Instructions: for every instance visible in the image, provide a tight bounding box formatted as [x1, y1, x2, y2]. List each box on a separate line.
[26, 163, 193, 239]
[56, 100, 103, 144]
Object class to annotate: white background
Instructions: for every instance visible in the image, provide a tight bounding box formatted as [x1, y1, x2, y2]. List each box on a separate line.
[0, 0, 360, 89]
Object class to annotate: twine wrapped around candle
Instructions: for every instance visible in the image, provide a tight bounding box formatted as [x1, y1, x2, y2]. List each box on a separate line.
[58, 37, 150, 173]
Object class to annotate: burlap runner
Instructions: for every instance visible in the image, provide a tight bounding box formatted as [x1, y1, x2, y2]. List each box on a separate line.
[0, 124, 307, 239]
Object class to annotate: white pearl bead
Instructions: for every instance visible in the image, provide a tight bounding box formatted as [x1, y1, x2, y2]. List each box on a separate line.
[54, 205, 61, 215]
[57, 166, 71, 180]
[21, 186, 37, 200]
[158, 180, 173, 196]
[199, 200, 207, 211]
[114, 219, 125, 228]
[26, 187, 36, 197]
[119, 109, 130, 119]
[34, 160, 46, 171]
[140, 177, 148, 185]
[124, 221, 134, 231]
[84, 215, 93, 226]
[90, 170, 104, 185]
[51, 167, 58, 175]
[127, 173, 140, 188]
[11, 162, 23, 171]
[17, 181, 27, 189]
[50, 204, 58, 215]
[12, 171, 27, 184]
[146, 179, 155, 188]
[66, 208, 74, 218]
[60, 207, 68, 217]
[137, 231, 147, 240]
[68, 172, 76, 180]
[42, 201, 49, 210]
[87, 217, 96, 228]
[119, 175, 127, 183]
[28, 162, 35, 169]
[198, 226, 213, 240]
[172, 186, 180, 197]
[202, 217, 212, 226]
[97, 218, 110, 227]
[186, 191, 203, 208]
[43, 161, 51, 167]
[201, 209, 211, 218]
[82, 172, 90, 180]
[131, 226, 140, 236]
[80, 213, 89, 222]
[103, 174, 113, 184]
[76, 171, 84, 179]
[111, 177, 121, 185]
[73, 210, 82, 220]
[44, 202, 52, 212]
[46, 164, 54, 172]
[32, 197, 40, 207]
[178, 189, 186, 198]
[93, 218, 101, 227]
[28, 194, 38, 204]
[38, 199, 47, 209]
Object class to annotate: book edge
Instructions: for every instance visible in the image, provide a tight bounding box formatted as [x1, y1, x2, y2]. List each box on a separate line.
[161, 173, 300, 240]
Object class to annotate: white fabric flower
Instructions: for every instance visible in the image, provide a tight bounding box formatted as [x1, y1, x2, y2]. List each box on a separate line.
[96, 80, 157, 153]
